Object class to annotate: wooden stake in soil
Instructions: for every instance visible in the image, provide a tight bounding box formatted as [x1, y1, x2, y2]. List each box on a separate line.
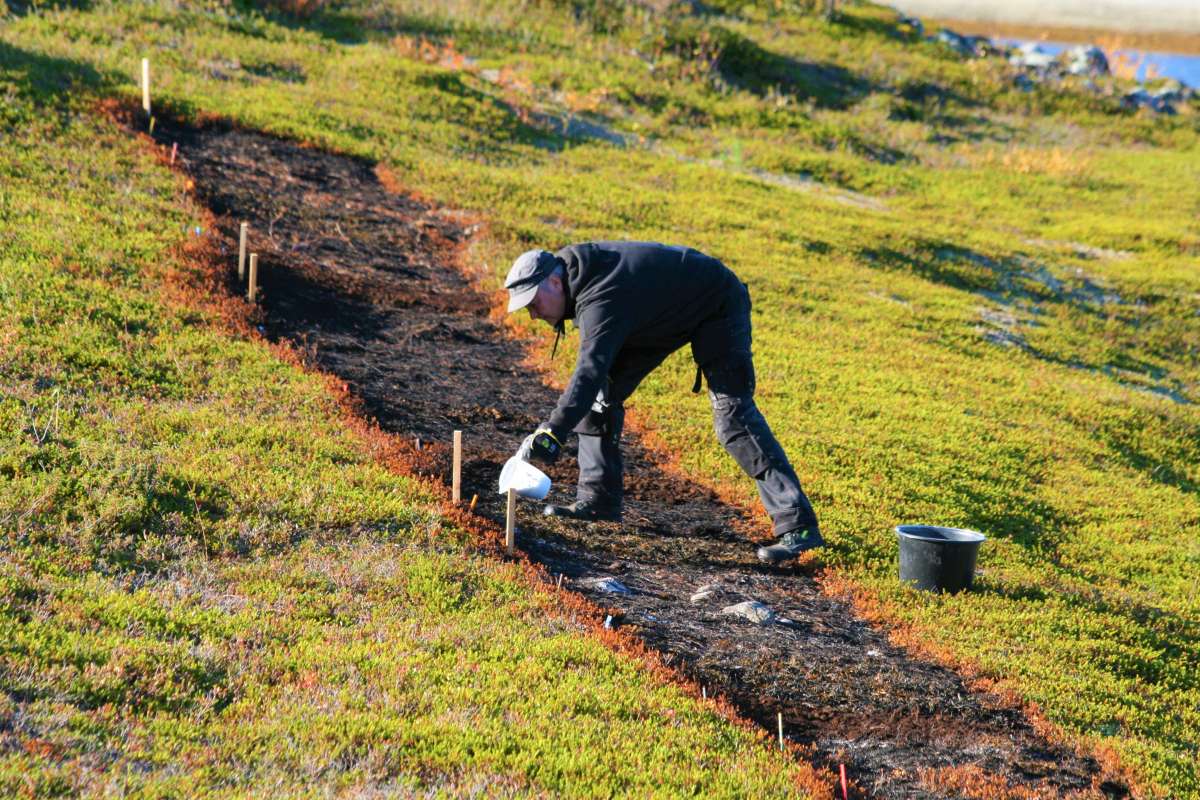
[777, 712, 784, 751]
[451, 430, 462, 503]
[839, 764, 849, 800]
[248, 253, 259, 302]
[469, 493, 478, 513]
[504, 488, 516, 555]
[170, 142, 177, 165]
[141, 57, 150, 116]
[238, 222, 248, 281]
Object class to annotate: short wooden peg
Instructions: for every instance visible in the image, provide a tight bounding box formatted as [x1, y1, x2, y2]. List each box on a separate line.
[505, 488, 516, 555]
[238, 222, 248, 280]
[248, 253, 258, 302]
[170, 142, 177, 165]
[141, 57, 150, 116]
[452, 430, 462, 503]
[777, 712, 784, 751]
[469, 493, 478, 513]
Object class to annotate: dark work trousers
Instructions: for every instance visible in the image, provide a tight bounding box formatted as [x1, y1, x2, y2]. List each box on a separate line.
[573, 282, 819, 536]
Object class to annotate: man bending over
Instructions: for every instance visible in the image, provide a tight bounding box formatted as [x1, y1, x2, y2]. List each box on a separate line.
[506, 241, 822, 564]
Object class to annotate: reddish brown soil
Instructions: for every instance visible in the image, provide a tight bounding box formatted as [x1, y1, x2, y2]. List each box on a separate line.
[150, 114, 1130, 800]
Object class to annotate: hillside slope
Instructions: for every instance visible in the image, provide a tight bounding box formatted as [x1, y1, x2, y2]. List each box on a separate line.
[0, 17, 824, 800]
[3, 0, 1199, 796]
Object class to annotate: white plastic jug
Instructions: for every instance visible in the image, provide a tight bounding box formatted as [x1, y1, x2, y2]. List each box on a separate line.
[497, 456, 551, 500]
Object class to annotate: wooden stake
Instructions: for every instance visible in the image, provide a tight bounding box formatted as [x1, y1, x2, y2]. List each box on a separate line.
[451, 430, 462, 503]
[248, 253, 258, 302]
[469, 493, 478, 513]
[701, 686, 706, 700]
[777, 712, 784, 751]
[556, 573, 563, 590]
[504, 488, 516, 555]
[238, 222, 248, 281]
[141, 57, 150, 116]
[840, 764, 849, 800]
[170, 142, 177, 165]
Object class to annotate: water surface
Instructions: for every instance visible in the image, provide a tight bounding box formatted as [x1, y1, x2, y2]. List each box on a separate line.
[1007, 38, 1200, 85]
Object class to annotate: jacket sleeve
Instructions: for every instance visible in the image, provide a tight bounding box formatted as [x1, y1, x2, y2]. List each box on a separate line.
[544, 298, 630, 441]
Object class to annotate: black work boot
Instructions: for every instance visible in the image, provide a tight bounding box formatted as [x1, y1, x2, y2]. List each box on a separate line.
[542, 500, 621, 523]
[756, 526, 825, 564]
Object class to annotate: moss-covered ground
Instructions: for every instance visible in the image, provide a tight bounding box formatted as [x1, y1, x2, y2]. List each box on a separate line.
[2, 0, 1198, 796]
[0, 12, 822, 797]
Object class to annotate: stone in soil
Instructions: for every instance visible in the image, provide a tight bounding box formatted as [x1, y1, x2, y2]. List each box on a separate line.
[721, 600, 776, 625]
[583, 576, 632, 595]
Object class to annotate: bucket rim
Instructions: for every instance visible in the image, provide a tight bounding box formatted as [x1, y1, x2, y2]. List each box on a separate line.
[895, 524, 986, 544]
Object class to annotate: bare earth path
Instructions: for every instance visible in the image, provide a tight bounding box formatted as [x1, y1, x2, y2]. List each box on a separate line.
[149, 113, 1129, 800]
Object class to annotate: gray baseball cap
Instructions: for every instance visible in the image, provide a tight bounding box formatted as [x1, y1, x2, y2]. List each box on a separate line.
[504, 249, 560, 313]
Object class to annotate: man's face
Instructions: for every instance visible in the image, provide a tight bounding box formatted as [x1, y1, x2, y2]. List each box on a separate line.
[526, 272, 566, 326]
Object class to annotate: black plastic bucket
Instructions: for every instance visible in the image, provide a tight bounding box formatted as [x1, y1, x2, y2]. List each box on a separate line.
[895, 525, 986, 593]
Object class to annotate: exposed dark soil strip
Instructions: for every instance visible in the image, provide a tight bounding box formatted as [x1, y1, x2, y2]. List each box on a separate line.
[149, 114, 1128, 800]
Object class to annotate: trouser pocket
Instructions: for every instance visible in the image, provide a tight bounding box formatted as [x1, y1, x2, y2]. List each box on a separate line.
[573, 386, 623, 442]
[712, 393, 772, 478]
[702, 350, 756, 397]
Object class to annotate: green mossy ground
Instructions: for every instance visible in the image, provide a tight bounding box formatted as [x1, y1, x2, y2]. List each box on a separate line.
[2, 0, 1198, 796]
[0, 12, 814, 796]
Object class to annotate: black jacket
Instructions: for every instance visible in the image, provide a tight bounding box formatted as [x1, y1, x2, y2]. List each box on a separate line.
[544, 241, 740, 440]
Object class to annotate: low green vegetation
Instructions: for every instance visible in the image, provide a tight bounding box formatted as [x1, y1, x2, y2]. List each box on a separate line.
[0, 31, 816, 797]
[3, 0, 1198, 795]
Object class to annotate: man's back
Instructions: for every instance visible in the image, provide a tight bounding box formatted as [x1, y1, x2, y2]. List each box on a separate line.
[554, 240, 739, 352]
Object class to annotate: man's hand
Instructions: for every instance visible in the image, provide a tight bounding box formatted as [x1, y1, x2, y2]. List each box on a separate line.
[517, 428, 562, 465]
